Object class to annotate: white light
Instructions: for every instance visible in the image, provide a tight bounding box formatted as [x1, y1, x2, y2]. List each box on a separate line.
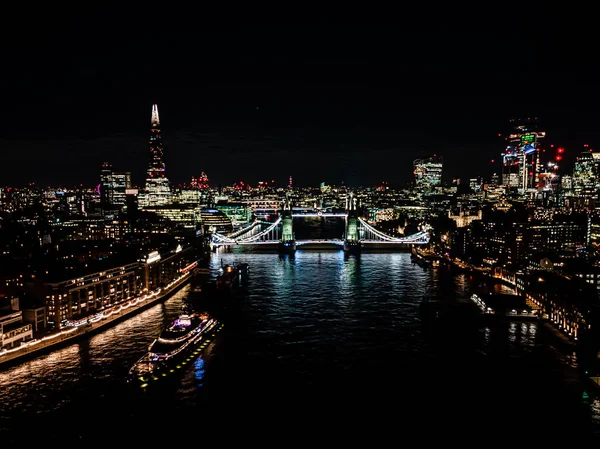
[146, 251, 161, 264]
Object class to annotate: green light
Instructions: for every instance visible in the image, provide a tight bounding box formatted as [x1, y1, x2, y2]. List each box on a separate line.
[520, 133, 535, 145]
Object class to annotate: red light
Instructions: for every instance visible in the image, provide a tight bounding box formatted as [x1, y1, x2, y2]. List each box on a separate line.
[584, 144, 589, 147]
[497, 133, 502, 137]
[550, 144, 554, 148]
[556, 155, 562, 161]
[491, 159, 495, 163]
[558, 148, 564, 153]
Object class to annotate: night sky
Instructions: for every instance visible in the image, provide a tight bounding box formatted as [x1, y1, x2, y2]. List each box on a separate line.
[0, 10, 595, 188]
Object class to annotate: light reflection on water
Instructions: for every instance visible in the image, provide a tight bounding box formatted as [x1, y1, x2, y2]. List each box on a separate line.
[0, 251, 599, 442]
[0, 287, 190, 421]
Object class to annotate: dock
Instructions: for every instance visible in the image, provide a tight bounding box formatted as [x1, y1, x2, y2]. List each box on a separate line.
[470, 293, 538, 320]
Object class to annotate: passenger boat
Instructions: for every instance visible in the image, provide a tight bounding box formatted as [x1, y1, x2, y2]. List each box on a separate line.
[128, 305, 221, 385]
[215, 263, 249, 289]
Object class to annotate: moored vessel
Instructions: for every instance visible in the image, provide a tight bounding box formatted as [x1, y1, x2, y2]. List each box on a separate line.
[127, 305, 221, 386]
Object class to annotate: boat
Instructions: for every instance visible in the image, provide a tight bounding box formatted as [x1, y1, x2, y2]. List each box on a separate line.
[215, 263, 244, 289]
[211, 263, 249, 291]
[127, 305, 221, 385]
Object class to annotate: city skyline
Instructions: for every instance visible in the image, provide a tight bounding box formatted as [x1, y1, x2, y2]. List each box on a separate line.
[1, 54, 599, 188]
[5, 8, 600, 443]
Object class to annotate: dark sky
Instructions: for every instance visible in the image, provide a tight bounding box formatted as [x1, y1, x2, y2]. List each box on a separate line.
[0, 8, 596, 188]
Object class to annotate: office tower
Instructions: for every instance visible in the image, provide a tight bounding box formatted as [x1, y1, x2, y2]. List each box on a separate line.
[413, 155, 443, 192]
[124, 188, 139, 223]
[503, 118, 546, 191]
[572, 147, 598, 205]
[589, 145, 600, 192]
[501, 147, 520, 187]
[142, 104, 171, 206]
[99, 162, 131, 212]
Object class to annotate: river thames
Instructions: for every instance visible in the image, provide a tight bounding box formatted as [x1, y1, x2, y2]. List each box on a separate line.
[1, 250, 600, 443]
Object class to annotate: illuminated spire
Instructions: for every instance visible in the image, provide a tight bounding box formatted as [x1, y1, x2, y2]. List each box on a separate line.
[151, 104, 160, 127]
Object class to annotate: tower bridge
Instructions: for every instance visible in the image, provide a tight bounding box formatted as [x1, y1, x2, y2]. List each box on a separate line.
[210, 194, 430, 252]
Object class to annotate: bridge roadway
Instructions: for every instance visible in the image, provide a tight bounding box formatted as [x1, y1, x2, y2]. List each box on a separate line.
[253, 212, 348, 217]
[219, 239, 418, 247]
[211, 216, 431, 247]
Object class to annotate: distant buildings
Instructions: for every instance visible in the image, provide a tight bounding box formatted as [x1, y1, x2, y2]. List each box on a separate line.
[501, 117, 545, 192]
[5, 109, 600, 351]
[413, 155, 443, 193]
[0, 297, 33, 349]
[569, 147, 599, 208]
[99, 162, 131, 213]
[448, 208, 482, 228]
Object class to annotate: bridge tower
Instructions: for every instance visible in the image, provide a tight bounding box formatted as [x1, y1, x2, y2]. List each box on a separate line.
[344, 193, 361, 254]
[279, 195, 296, 253]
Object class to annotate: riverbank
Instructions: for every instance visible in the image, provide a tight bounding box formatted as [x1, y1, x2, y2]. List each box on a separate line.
[0, 270, 194, 368]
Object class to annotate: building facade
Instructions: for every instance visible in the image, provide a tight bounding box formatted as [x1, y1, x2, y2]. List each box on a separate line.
[39, 243, 197, 329]
[413, 155, 443, 192]
[0, 310, 33, 349]
[502, 118, 546, 192]
[100, 162, 132, 212]
[140, 104, 172, 207]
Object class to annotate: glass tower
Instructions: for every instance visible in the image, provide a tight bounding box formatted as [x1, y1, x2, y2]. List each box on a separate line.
[142, 104, 171, 206]
[413, 155, 443, 192]
[503, 118, 545, 192]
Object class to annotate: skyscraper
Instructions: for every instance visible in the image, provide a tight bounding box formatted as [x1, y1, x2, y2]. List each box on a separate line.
[140, 104, 171, 207]
[413, 155, 443, 192]
[502, 118, 546, 192]
[571, 147, 598, 207]
[99, 162, 131, 212]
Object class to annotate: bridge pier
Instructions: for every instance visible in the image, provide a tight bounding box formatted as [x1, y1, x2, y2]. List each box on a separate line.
[279, 196, 296, 253]
[278, 240, 296, 253]
[344, 193, 361, 254]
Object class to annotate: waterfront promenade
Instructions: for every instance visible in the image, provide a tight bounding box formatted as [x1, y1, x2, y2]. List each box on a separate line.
[0, 269, 194, 367]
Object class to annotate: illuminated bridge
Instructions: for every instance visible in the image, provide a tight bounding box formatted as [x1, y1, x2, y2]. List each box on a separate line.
[210, 213, 430, 250]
